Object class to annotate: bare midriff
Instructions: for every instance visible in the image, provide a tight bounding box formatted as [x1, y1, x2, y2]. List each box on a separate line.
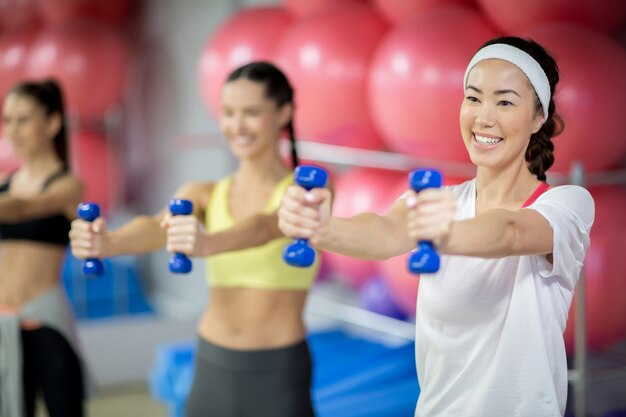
[0, 241, 66, 310]
[198, 287, 308, 350]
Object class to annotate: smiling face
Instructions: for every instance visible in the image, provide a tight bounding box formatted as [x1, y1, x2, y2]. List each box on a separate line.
[219, 78, 292, 162]
[460, 59, 544, 172]
[2, 92, 57, 160]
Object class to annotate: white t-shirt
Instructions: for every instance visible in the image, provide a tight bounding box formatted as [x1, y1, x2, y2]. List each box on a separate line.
[413, 179, 594, 417]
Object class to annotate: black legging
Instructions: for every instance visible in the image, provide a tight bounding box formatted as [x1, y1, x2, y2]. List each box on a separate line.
[185, 337, 315, 417]
[21, 327, 84, 417]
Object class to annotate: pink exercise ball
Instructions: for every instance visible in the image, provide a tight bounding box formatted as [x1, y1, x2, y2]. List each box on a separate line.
[325, 168, 406, 289]
[372, 0, 476, 25]
[39, 0, 134, 25]
[25, 22, 130, 118]
[564, 186, 626, 353]
[0, 26, 38, 100]
[70, 130, 121, 214]
[477, 0, 626, 35]
[368, 6, 496, 162]
[520, 23, 626, 173]
[198, 7, 293, 117]
[275, 2, 388, 150]
[281, 0, 366, 17]
[0, 0, 39, 30]
[377, 254, 420, 317]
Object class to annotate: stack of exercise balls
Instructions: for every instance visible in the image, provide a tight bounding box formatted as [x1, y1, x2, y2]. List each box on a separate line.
[0, 0, 134, 214]
[196, 0, 626, 351]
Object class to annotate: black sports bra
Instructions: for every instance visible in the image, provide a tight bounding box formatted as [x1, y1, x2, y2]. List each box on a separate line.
[0, 172, 72, 246]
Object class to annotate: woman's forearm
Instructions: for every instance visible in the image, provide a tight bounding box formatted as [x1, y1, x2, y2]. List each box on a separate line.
[317, 212, 413, 260]
[201, 213, 282, 256]
[107, 215, 166, 257]
[442, 209, 551, 258]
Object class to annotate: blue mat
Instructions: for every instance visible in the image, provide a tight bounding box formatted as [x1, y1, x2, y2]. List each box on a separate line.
[149, 329, 419, 417]
[62, 253, 153, 319]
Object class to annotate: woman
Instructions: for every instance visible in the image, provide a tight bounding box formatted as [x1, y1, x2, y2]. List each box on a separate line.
[70, 62, 321, 417]
[0, 80, 85, 417]
[278, 36, 595, 417]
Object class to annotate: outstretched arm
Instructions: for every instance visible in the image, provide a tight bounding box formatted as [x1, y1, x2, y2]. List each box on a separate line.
[164, 211, 284, 257]
[278, 184, 414, 261]
[0, 174, 83, 222]
[165, 179, 338, 258]
[406, 188, 553, 258]
[70, 181, 206, 259]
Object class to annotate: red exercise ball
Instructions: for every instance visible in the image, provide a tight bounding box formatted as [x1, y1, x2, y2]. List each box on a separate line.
[374, 174, 420, 317]
[477, 0, 626, 35]
[332, 168, 406, 217]
[70, 130, 121, 214]
[564, 187, 626, 352]
[519, 23, 626, 173]
[372, 0, 475, 25]
[275, 3, 388, 150]
[377, 254, 419, 317]
[25, 22, 130, 118]
[368, 6, 496, 162]
[0, 26, 39, 100]
[0, 0, 39, 30]
[198, 7, 293, 117]
[282, 0, 366, 17]
[325, 168, 406, 288]
[39, 0, 134, 25]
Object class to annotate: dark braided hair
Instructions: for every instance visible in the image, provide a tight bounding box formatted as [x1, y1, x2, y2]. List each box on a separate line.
[480, 36, 563, 181]
[9, 79, 70, 172]
[226, 61, 299, 168]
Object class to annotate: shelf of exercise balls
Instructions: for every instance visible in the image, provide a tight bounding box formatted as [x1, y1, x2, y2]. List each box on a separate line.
[178, 131, 626, 186]
[281, 139, 626, 187]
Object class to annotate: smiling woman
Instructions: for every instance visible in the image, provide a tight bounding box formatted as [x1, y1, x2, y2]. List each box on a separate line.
[278, 36, 594, 417]
[0, 80, 86, 417]
[69, 61, 326, 417]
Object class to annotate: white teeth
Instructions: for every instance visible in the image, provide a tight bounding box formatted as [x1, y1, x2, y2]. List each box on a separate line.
[234, 136, 253, 145]
[474, 134, 502, 145]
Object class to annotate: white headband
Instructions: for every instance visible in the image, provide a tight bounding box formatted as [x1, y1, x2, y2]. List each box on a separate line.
[463, 43, 551, 122]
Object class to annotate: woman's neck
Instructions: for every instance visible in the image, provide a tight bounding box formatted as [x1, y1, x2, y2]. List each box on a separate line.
[21, 152, 63, 179]
[475, 162, 541, 209]
[235, 150, 290, 186]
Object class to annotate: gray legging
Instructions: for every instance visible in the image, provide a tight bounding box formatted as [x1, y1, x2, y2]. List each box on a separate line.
[185, 337, 315, 417]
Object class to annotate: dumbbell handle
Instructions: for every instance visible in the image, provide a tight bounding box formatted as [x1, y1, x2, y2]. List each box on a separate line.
[169, 199, 193, 274]
[407, 169, 443, 274]
[77, 202, 105, 276]
[283, 165, 329, 268]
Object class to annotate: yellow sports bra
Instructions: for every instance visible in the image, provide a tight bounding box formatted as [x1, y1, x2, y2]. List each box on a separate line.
[205, 174, 319, 289]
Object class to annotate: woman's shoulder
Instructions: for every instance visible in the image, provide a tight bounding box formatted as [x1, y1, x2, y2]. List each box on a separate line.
[44, 171, 84, 193]
[446, 178, 475, 198]
[533, 184, 595, 225]
[174, 180, 219, 209]
[539, 184, 593, 205]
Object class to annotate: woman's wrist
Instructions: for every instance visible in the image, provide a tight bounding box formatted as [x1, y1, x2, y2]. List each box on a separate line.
[199, 232, 213, 257]
[311, 217, 335, 251]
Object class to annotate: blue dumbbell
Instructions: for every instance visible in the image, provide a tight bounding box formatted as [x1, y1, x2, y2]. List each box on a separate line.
[283, 165, 329, 268]
[168, 199, 193, 274]
[407, 169, 443, 274]
[77, 202, 105, 276]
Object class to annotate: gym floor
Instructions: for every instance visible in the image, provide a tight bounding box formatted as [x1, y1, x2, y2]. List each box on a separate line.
[35, 383, 166, 417]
